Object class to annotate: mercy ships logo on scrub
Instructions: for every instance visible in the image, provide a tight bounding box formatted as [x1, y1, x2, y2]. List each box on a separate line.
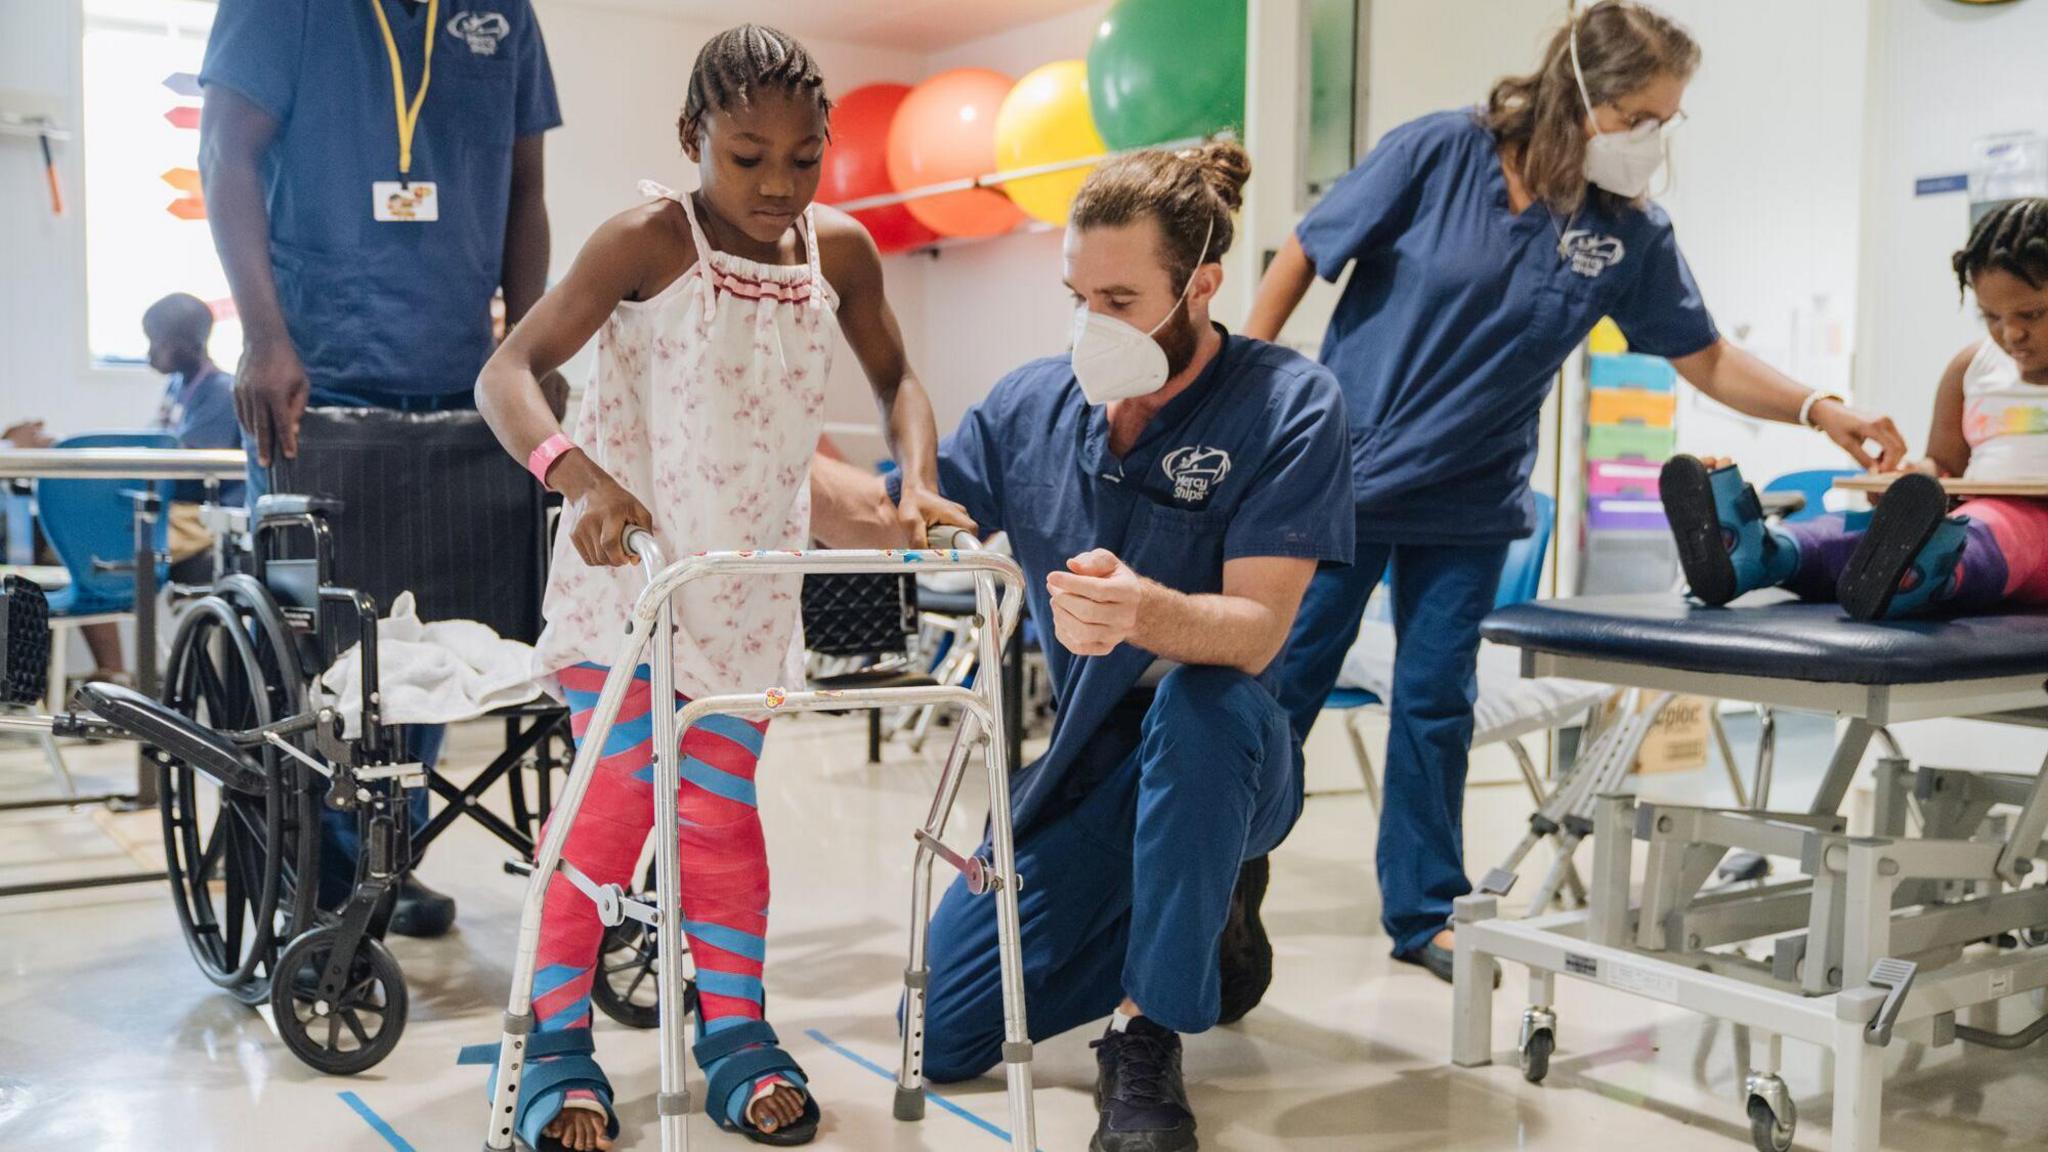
[1162, 446, 1232, 505]
[448, 11, 510, 55]
[1558, 229, 1626, 279]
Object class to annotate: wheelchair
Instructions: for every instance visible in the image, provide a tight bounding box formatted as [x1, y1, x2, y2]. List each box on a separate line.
[11, 495, 422, 1073]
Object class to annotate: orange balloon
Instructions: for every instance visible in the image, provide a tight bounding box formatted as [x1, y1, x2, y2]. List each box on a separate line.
[886, 68, 1027, 239]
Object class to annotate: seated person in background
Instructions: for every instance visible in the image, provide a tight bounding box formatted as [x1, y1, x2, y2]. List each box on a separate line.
[48, 294, 244, 684]
[1665, 198, 2048, 622]
[827, 141, 1352, 1152]
[145, 292, 245, 532]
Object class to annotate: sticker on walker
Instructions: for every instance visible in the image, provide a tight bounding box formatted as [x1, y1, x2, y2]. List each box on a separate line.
[373, 181, 439, 222]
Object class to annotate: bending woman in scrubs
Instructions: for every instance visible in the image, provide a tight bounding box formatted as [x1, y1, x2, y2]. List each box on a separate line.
[1242, 0, 1907, 983]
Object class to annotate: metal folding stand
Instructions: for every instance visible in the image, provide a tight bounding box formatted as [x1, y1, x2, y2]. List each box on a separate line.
[483, 530, 1034, 1152]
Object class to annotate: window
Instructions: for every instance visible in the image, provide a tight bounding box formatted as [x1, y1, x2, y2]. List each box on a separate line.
[82, 0, 236, 366]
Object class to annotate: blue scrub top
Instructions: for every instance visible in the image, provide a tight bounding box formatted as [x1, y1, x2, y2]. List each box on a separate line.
[898, 330, 1354, 833]
[201, 0, 562, 396]
[1298, 109, 1718, 543]
[158, 366, 245, 504]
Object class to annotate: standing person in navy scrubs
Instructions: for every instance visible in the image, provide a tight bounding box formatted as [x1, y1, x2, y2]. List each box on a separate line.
[199, 0, 561, 936]
[1240, 0, 1908, 991]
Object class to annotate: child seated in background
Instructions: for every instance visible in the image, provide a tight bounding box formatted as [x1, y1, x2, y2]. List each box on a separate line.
[1664, 198, 2048, 621]
[72, 294, 242, 682]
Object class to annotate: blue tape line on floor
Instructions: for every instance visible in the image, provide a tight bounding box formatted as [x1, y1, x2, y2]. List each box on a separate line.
[804, 1027, 1038, 1149]
[338, 1091, 416, 1152]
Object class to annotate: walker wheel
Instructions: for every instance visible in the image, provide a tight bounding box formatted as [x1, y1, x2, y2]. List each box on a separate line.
[271, 925, 408, 1075]
[1519, 1029, 1554, 1085]
[1747, 1094, 1796, 1152]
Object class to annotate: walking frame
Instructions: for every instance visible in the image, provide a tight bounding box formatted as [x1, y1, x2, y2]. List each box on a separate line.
[481, 527, 1035, 1151]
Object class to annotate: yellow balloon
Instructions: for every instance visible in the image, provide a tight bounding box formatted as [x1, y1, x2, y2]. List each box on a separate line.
[994, 60, 1108, 226]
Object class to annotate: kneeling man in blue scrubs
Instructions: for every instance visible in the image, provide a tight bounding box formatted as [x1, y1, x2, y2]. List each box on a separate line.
[870, 142, 1352, 1152]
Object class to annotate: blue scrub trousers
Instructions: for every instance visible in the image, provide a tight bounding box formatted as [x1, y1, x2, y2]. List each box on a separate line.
[244, 383, 474, 907]
[920, 666, 1297, 1081]
[1273, 536, 1507, 957]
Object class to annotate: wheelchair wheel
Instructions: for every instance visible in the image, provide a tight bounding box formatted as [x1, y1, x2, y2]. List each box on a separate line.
[270, 925, 408, 1075]
[158, 578, 320, 1005]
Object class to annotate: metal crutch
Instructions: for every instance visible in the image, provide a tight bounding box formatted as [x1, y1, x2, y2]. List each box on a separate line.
[1522, 693, 1674, 914]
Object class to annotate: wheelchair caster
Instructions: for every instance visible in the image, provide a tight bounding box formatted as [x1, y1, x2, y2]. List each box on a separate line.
[893, 1084, 926, 1122]
[1745, 1077, 1796, 1152]
[1518, 1007, 1556, 1085]
[271, 926, 408, 1075]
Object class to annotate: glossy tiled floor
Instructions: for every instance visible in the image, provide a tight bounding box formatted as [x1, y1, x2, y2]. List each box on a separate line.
[2, 712, 2045, 1151]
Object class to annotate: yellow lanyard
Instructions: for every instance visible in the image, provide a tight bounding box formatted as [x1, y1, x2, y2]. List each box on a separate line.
[367, 0, 438, 183]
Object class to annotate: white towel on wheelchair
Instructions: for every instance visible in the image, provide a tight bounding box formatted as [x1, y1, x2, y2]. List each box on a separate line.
[1336, 619, 1610, 745]
[318, 592, 542, 737]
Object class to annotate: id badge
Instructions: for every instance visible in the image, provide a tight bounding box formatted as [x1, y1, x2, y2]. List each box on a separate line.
[372, 181, 439, 222]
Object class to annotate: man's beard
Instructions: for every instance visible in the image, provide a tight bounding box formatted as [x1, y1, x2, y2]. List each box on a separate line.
[1156, 300, 1200, 380]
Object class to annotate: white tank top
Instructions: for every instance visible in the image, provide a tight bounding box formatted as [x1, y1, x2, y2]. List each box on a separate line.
[1961, 338, 2048, 481]
[534, 182, 836, 701]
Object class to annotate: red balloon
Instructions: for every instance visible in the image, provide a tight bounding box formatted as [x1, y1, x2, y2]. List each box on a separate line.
[887, 69, 1027, 239]
[819, 83, 940, 255]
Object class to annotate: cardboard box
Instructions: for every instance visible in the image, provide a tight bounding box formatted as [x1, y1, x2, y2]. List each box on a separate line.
[1605, 693, 1712, 775]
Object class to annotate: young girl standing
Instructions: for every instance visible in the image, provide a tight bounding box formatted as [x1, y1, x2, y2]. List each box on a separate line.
[475, 26, 967, 1150]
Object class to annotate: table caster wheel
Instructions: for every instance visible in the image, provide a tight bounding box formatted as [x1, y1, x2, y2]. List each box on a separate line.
[1747, 1092, 1796, 1152]
[1518, 1006, 1557, 1085]
[1520, 1030, 1554, 1084]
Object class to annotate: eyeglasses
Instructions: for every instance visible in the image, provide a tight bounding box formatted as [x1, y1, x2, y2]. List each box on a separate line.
[1609, 107, 1689, 135]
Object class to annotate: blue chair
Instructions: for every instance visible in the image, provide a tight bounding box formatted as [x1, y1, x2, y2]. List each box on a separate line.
[1762, 468, 1858, 524]
[1323, 493, 1569, 812]
[35, 432, 175, 709]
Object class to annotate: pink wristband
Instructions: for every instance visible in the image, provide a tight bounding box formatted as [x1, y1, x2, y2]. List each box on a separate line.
[527, 433, 576, 488]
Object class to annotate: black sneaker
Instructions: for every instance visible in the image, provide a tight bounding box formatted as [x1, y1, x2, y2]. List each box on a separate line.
[387, 874, 457, 938]
[1216, 856, 1272, 1025]
[1090, 1016, 1197, 1152]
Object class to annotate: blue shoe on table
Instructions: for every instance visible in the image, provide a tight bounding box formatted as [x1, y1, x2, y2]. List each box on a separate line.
[1837, 472, 1966, 621]
[1661, 456, 1798, 607]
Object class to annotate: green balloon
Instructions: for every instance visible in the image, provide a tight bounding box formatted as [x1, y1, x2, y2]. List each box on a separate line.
[1087, 0, 1247, 150]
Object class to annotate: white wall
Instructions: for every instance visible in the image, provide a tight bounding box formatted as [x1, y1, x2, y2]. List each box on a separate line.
[0, 0, 157, 438]
[1856, 0, 2048, 445]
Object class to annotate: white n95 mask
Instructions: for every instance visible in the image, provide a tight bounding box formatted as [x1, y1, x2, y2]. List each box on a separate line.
[1583, 120, 1665, 199]
[1071, 305, 1178, 405]
[1070, 218, 1214, 406]
[1569, 11, 1668, 199]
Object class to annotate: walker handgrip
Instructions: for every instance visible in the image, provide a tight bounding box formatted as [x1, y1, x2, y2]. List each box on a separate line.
[624, 527, 667, 580]
[926, 525, 979, 551]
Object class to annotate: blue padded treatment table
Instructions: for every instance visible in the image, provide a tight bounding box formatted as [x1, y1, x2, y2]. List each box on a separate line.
[1484, 592, 2048, 686]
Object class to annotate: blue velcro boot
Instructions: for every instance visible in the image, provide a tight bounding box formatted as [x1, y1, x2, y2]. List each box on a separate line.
[1838, 472, 1965, 621]
[1661, 456, 1798, 607]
